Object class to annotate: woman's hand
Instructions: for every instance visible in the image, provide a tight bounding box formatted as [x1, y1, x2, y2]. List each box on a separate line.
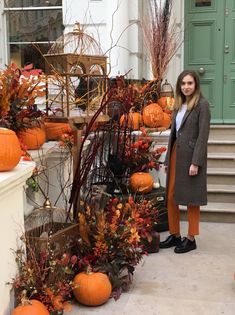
[189, 164, 199, 176]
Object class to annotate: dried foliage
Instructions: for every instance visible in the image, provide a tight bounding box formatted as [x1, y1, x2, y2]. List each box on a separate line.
[8, 237, 76, 313]
[142, 0, 181, 81]
[122, 127, 166, 173]
[0, 64, 45, 132]
[74, 195, 160, 299]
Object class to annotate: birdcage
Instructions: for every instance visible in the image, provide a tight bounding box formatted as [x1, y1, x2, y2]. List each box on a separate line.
[43, 22, 109, 122]
[25, 197, 79, 256]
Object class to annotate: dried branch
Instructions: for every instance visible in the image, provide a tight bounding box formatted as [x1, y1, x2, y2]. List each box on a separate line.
[141, 0, 182, 81]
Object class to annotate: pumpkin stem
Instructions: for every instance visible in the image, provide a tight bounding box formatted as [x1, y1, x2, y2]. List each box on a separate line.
[86, 265, 93, 275]
[20, 293, 32, 306]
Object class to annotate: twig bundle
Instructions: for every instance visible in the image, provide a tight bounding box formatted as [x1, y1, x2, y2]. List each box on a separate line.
[142, 0, 182, 81]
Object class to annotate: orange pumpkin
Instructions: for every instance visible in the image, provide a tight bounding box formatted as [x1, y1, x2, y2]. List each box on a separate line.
[18, 127, 46, 150]
[129, 172, 154, 194]
[44, 122, 71, 141]
[120, 112, 143, 130]
[0, 128, 21, 171]
[73, 271, 112, 306]
[11, 299, 49, 315]
[158, 96, 175, 111]
[158, 112, 171, 129]
[142, 103, 164, 127]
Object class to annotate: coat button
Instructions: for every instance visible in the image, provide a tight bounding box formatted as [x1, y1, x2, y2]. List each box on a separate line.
[177, 144, 180, 148]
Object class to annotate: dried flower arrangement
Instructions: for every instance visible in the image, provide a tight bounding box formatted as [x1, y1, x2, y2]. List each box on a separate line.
[0, 63, 46, 133]
[142, 0, 182, 82]
[8, 192, 161, 310]
[121, 127, 166, 173]
[74, 195, 160, 299]
[8, 236, 76, 313]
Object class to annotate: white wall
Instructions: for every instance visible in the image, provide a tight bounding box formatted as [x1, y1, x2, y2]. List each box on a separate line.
[165, 0, 185, 89]
[0, 162, 35, 315]
[0, 1, 7, 69]
[0, 1, 184, 83]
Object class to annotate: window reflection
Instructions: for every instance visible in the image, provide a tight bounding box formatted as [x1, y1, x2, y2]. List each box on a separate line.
[7, 10, 62, 42]
[5, 0, 62, 7]
[10, 43, 51, 69]
[195, 0, 211, 7]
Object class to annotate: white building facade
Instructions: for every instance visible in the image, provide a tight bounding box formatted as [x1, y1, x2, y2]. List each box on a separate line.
[0, 0, 184, 88]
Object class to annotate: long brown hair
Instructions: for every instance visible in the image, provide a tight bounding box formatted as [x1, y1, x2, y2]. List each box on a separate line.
[174, 70, 203, 111]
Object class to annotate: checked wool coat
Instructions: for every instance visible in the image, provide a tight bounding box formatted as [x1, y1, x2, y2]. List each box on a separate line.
[164, 98, 211, 206]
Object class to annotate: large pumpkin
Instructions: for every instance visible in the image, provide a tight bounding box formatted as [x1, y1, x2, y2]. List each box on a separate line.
[129, 172, 154, 194]
[0, 128, 21, 171]
[120, 112, 143, 130]
[158, 96, 175, 111]
[142, 103, 164, 127]
[158, 112, 171, 129]
[44, 122, 71, 141]
[11, 299, 49, 315]
[73, 271, 112, 306]
[18, 127, 46, 150]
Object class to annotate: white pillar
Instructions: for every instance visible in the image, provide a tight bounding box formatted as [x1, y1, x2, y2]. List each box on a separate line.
[106, 0, 129, 76]
[0, 161, 35, 315]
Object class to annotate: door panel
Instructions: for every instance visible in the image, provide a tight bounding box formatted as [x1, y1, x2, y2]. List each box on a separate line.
[184, 0, 233, 124]
[223, 0, 235, 123]
[184, 0, 225, 123]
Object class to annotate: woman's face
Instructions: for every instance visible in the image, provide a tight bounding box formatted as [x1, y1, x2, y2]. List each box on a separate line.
[181, 74, 196, 97]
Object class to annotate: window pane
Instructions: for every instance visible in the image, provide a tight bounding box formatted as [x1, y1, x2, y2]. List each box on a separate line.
[6, 10, 63, 42]
[195, 0, 211, 7]
[5, 0, 62, 7]
[10, 43, 52, 70]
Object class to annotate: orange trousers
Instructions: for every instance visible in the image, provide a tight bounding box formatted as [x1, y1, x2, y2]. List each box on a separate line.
[167, 143, 200, 236]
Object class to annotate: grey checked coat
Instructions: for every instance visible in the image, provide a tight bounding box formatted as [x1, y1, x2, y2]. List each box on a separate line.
[164, 98, 211, 206]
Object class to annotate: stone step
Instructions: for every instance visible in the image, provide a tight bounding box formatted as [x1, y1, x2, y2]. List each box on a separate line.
[180, 202, 235, 223]
[207, 168, 235, 185]
[209, 125, 235, 140]
[207, 152, 235, 168]
[208, 140, 235, 153]
[207, 184, 235, 203]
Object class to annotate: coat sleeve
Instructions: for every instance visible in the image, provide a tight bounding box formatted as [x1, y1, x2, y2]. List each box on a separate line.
[192, 100, 211, 167]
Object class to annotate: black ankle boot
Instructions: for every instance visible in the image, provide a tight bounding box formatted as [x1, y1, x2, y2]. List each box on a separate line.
[174, 237, 196, 253]
[160, 234, 181, 249]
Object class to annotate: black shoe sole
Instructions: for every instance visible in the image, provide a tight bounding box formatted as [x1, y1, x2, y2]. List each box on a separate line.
[174, 245, 197, 254]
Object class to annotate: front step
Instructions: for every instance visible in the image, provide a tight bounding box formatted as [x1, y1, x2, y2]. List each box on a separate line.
[209, 125, 235, 140]
[208, 140, 235, 153]
[207, 184, 235, 203]
[207, 152, 235, 168]
[207, 168, 235, 185]
[180, 202, 235, 223]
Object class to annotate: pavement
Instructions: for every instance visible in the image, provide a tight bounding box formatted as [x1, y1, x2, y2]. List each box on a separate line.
[67, 221, 235, 315]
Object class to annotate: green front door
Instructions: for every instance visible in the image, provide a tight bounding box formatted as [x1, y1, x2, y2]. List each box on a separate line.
[184, 0, 235, 124]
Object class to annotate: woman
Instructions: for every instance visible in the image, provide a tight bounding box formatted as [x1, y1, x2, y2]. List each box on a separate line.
[160, 70, 211, 253]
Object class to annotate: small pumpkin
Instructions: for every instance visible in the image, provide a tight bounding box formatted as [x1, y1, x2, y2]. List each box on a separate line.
[120, 112, 143, 130]
[44, 122, 71, 141]
[0, 128, 21, 171]
[129, 172, 154, 194]
[18, 127, 46, 150]
[158, 96, 175, 111]
[11, 299, 49, 315]
[158, 112, 171, 129]
[73, 270, 112, 306]
[142, 103, 164, 128]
